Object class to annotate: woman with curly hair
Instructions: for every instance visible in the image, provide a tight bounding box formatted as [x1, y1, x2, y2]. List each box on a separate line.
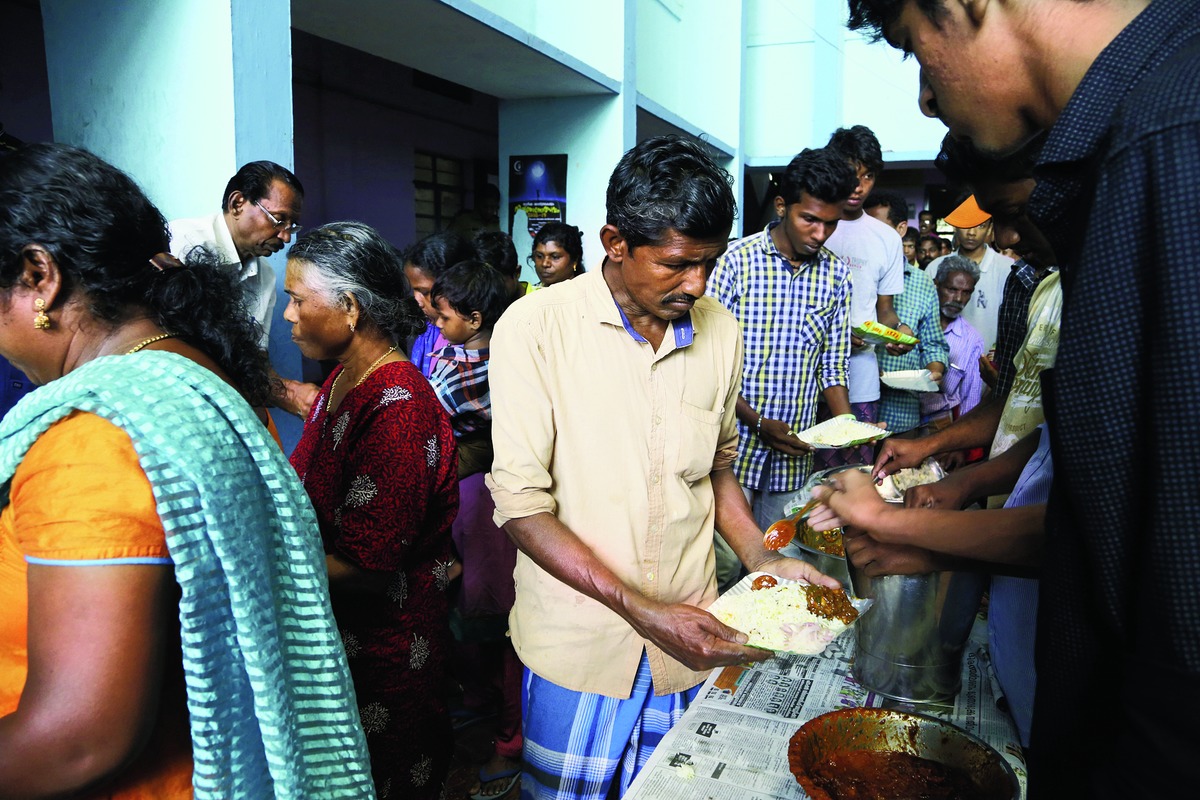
[286, 222, 459, 799]
[0, 144, 372, 798]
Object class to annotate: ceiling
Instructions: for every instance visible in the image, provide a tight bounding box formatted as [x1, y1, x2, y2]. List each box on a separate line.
[291, 0, 617, 100]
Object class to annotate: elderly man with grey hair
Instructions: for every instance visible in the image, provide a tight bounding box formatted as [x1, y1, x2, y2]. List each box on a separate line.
[920, 255, 986, 432]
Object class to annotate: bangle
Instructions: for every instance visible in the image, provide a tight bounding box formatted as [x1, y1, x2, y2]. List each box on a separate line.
[756, 414, 764, 435]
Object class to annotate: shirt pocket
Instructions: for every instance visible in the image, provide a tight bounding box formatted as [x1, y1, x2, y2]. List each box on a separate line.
[676, 401, 722, 483]
[944, 361, 968, 399]
[798, 304, 837, 350]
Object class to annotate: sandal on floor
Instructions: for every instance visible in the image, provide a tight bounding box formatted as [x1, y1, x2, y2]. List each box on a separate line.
[450, 707, 495, 731]
[468, 767, 520, 800]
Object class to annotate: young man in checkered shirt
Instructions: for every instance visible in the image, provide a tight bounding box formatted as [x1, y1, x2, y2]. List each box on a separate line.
[710, 148, 858, 536]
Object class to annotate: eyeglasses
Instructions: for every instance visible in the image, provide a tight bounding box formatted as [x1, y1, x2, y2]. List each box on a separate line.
[254, 200, 302, 234]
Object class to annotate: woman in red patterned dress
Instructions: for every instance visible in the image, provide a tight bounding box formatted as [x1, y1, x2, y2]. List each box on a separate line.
[285, 222, 459, 800]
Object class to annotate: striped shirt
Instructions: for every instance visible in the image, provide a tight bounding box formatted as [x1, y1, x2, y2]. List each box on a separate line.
[710, 222, 851, 492]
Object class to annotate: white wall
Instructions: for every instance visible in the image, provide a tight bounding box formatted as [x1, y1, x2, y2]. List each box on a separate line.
[742, 0, 850, 163]
[465, 0, 625, 83]
[742, 0, 942, 165]
[42, 0, 305, 451]
[499, 95, 627, 283]
[42, 0, 299, 220]
[636, 0, 741, 151]
[41, 0, 238, 220]
[839, 31, 946, 161]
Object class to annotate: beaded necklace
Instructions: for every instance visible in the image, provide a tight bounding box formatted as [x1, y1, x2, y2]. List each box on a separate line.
[125, 333, 175, 354]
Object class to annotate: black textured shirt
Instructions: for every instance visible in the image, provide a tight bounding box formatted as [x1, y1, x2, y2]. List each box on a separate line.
[1027, 0, 1200, 796]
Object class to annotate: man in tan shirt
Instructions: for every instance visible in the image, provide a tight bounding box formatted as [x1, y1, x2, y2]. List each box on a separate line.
[487, 135, 836, 799]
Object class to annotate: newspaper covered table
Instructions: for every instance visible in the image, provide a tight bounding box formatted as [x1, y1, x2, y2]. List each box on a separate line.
[625, 618, 1027, 799]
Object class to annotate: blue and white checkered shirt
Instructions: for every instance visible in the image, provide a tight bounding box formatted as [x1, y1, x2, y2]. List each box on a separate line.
[710, 222, 851, 492]
[879, 265, 949, 432]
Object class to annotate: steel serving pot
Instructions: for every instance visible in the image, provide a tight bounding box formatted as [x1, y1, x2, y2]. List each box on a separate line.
[790, 461, 982, 703]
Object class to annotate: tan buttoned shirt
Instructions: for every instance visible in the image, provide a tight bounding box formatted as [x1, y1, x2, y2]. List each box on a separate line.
[487, 270, 742, 698]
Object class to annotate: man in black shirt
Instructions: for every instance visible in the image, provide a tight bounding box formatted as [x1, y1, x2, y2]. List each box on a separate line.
[848, 1, 1200, 796]
[873, 140, 1054, 474]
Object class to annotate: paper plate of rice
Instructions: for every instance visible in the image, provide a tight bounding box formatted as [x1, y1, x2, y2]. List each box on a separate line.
[793, 415, 891, 450]
[707, 573, 871, 656]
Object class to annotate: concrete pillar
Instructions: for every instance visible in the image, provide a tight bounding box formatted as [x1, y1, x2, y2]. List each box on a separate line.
[811, 0, 847, 143]
[41, 0, 304, 450]
[493, 0, 632, 283]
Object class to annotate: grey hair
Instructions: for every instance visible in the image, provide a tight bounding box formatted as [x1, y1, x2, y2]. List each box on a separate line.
[934, 253, 981, 286]
[287, 221, 426, 343]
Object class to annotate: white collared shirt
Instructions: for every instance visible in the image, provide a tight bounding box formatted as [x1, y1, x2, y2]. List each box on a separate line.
[168, 212, 276, 344]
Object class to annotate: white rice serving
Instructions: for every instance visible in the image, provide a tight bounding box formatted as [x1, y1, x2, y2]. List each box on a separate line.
[711, 583, 851, 654]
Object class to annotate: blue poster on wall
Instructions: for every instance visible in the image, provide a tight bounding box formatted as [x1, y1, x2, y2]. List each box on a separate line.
[508, 154, 568, 238]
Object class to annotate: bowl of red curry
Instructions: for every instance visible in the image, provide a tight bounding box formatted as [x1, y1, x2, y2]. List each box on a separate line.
[789, 708, 1019, 800]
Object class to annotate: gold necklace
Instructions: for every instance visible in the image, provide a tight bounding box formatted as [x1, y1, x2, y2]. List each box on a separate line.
[125, 333, 175, 354]
[330, 346, 397, 399]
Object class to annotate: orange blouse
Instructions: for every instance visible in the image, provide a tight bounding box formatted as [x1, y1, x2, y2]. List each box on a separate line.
[0, 411, 193, 798]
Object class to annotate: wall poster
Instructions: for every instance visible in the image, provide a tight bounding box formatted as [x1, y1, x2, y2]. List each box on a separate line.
[508, 155, 568, 274]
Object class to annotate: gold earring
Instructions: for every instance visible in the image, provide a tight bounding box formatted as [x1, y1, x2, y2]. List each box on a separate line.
[34, 298, 50, 330]
[349, 321, 356, 333]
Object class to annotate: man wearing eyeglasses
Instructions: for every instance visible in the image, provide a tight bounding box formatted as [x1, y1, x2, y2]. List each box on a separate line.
[170, 160, 318, 417]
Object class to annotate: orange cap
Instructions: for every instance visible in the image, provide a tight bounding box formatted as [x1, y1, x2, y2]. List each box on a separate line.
[944, 194, 991, 229]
